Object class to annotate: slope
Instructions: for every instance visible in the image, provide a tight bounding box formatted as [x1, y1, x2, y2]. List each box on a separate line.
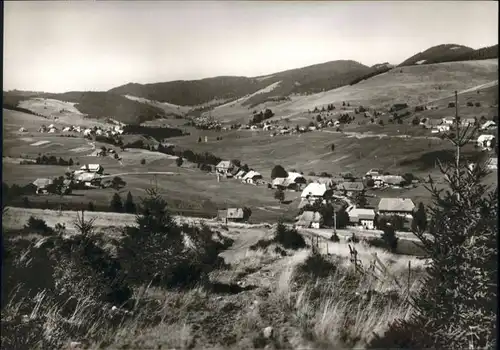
[399, 44, 475, 66]
[108, 60, 372, 107]
[399, 44, 499, 67]
[36, 91, 167, 124]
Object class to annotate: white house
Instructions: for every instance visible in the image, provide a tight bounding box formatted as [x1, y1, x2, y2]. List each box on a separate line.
[83, 129, 92, 136]
[242, 170, 263, 184]
[80, 164, 104, 174]
[347, 206, 376, 229]
[48, 128, 56, 133]
[437, 125, 451, 133]
[477, 134, 496, 149]
[442, 117, 455, 125]
[18, 127, 27, 132]
[481, 121, 497, 130]
[62, 126, 71, 132]
[300, 183, 331, 205]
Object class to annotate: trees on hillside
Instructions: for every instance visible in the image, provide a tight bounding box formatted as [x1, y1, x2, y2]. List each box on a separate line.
[175, 157, 183, 167]
[271, 165, 288, 179]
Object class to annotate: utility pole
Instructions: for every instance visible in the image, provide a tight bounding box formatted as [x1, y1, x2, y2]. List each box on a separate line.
[333, 211, 337, 234]
[455, 91, 460, 181]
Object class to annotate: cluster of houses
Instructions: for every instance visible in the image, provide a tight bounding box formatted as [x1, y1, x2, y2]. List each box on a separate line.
[36, 124, 124, 137]
[215, 161, 265, 185]
[296, 194, 416, 231]
[421, 117, 497, 150]
[32, 164, 105, 194]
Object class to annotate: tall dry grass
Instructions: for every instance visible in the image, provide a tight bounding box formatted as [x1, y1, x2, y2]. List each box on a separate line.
[275, 247, 426, 348]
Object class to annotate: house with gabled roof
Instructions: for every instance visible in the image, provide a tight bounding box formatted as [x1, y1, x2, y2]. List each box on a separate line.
[336, 181, 364, 196]
[296, 211, 323, 229]
[378, 198, 415, 217]
[217, 208, 248, 222]
[481, 120, 497, 130]
[33, 178, 54, 194]
[234, 169, 247, 179]
[347, 206, 376, 229]
[242, 170, 263, 184]
[216, 160, 237, 177]
[301, 183, 330, 199]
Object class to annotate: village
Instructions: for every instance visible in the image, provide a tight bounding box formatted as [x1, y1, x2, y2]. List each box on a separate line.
[13, 99, 498, 238]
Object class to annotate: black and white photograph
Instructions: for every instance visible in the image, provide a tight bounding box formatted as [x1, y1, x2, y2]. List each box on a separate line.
[2, 1, 498, 349]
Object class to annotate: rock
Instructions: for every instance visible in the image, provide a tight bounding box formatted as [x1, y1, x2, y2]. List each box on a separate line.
[263, 326, 274, 339]
[69, 341, 82, 349]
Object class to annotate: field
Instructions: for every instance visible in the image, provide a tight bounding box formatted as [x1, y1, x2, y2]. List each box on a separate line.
[4, 101, 496, 223]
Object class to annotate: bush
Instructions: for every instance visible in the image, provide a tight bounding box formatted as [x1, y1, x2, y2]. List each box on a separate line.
[274, 220, 306, 250]
[175, 157, 183, 167]
[475, 102, 481, 107]
[467, 101, 474, 107]
[124, 191, 136, 214]
[24, 216, 53, 236]
[274, 188, 285, 203]
[380, 224, 398, 252]
[140, 158, 146, 165]
[110, 193, 123, 213]
[293, 251, 339, 285]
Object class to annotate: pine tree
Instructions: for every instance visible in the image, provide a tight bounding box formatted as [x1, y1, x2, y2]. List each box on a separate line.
[118, 188, 185, 286]
[411, 202, 427, 232]
[124, 191, 136, 214]
[110, 193, 123, 213]
[369, 91, 498, 349]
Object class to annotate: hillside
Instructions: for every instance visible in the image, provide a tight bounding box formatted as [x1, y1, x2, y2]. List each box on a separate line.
[109, 60, 371, 107]
[210, 59, 498, 122]
[6, 91, 167, 125]
[109, 77, 263, 106]
[399, 44, 499, 67]
[399, 44, 475, 66]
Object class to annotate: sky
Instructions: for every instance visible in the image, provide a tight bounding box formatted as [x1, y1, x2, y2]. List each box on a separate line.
[3, 1, 498, 92]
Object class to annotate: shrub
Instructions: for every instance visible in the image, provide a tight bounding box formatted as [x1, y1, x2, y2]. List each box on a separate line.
[274, 220, 306, 250]
[467, 101, 474, 107]
[380, 224, 398, 252]
[87, 201, 95, 211]
[274, 188, 285, 203]
[330, 232, 340, 242]
[118, 189, 230, 289]
[140, 158, 146, 165]
[448, 102, 455, 108]
[24, 216, 53, 236]
[111, 176, 126, 190]
[475, 102, 481, 107]
[124, 191, 136, 214]
[293, 250, 339, 285]
[110, 193, 123, 213]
